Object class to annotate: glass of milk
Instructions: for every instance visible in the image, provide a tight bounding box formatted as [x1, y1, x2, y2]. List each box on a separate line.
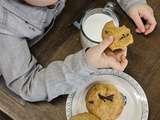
[80, 2, 119, 48]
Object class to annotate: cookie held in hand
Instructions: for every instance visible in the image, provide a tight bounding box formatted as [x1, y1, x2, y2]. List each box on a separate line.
[102, 21, 134, 51]
[69, 112, 100, 120]
[86, 83, 125, 120]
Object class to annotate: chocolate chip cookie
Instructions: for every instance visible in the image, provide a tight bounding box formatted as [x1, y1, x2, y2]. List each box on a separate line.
[86, 83, 125, 120]
[70, 112, 100, 120]
[102, 21, 134, 51]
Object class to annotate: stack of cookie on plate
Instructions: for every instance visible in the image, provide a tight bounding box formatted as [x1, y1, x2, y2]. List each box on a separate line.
[70, 83, 126, 120]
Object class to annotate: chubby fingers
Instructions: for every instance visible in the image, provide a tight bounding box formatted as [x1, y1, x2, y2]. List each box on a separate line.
[120, 55, 128, 71]
[142, 12, 157, 35]
[112, 48, 127, 62]
[129, 11, 145, 33]
[107, 55, 128, 71]
[134, 9, 157, 35]
[95, 36, 113, 54]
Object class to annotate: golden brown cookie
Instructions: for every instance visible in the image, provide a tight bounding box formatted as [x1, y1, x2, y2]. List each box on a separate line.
[69, 112, 100, 120]
[86, 83, 125, 120]
[102, 21, 134, 51]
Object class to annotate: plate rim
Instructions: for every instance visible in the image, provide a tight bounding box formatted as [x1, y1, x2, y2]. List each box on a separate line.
[66, 69, 149, 120]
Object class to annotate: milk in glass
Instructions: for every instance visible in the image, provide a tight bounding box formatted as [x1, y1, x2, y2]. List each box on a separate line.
[82, 13, 113, 43]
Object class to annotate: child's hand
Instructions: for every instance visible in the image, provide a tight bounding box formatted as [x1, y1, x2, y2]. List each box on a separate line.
[86, 36, 128, 71]
[127, 4, 157, 35]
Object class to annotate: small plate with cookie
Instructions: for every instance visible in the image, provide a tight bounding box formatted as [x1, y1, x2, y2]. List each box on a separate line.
[66, 21, 148, 120]
[66, 70, 149, 120]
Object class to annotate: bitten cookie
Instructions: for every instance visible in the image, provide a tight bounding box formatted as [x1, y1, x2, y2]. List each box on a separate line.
[86, 83, 125, 120]
[70, 112, 100, 120]
[102, 21, 134, 51]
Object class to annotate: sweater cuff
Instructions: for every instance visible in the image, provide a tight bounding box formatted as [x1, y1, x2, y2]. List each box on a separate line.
[118, 0, 147, 12]
[83, 48, 98, 74]
[62, 49, 98, 88]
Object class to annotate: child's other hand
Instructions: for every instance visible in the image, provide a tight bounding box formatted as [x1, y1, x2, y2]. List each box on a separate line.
[86, 36, 128, 71]
[127, 4, 157, 35]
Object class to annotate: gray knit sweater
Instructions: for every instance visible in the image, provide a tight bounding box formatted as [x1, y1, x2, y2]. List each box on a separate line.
[0, 0, 147, 102]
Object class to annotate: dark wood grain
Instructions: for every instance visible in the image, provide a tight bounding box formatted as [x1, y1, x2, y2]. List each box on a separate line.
[0, 0, 160, 120]
[0, 110, 12, 120]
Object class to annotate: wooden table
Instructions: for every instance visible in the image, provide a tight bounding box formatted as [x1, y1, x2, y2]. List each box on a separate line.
[0, 0, 160, 120]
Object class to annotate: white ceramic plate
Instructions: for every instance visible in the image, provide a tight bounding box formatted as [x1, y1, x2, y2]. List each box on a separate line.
[66, 70, 149, 120]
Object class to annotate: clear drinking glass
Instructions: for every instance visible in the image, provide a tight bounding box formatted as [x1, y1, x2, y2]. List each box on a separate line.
[80, 2, 119, 48]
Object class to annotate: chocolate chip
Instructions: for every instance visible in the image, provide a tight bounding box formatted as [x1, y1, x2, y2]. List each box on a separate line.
[120, 33, 130, 40]
[98, 93, 114, 102]
[120, 37, 124, 40]
[105, 30, 108, 34]
[88, 101, 94, 104]
[122, 34, 125, 37]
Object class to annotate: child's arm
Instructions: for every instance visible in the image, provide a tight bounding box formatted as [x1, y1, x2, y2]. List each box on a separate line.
[117, 0, 157, 35]
[1, 35, 126, 102]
